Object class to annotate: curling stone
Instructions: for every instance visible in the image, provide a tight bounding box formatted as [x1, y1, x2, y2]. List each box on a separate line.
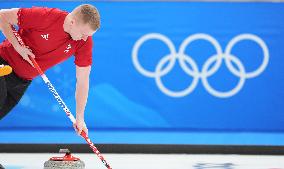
[44, 149, 85, 169]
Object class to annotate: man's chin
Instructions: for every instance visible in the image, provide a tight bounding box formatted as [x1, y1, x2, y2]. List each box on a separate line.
[71, 36, 79, 41]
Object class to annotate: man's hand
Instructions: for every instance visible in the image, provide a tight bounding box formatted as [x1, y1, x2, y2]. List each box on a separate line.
[14, 45, 35, 67]
[73, 117, 88, 137]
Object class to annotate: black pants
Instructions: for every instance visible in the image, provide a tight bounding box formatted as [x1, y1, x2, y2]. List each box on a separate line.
[0, 57, 31, 119]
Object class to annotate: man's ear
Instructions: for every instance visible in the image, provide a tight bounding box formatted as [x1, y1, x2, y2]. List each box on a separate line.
[70, 19, 75, 26]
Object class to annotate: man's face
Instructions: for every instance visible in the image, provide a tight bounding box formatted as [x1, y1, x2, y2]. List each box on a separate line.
[69, 19, 96, 41]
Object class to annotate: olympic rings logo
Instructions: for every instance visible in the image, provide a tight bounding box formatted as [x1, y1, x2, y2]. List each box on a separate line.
[132, 33, 269, 98]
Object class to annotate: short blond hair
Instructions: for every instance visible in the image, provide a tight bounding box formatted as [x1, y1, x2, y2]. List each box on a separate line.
[72, 4, 101, 31]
